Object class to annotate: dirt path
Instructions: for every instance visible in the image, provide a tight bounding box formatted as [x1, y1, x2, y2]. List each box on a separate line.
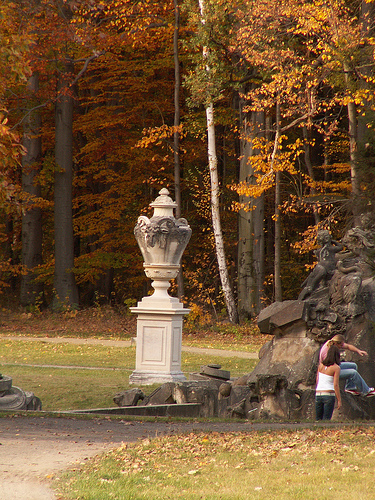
[0, 335, 258, 359]
[0, 414, 359, 500]
[0, 336, 258, 499]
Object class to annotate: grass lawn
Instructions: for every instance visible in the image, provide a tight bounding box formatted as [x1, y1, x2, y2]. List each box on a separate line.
[0, 340, 258, 411]
[1, 309, 374, 500]
[0, 307, 264, 411]
[54, 426, 375, 499]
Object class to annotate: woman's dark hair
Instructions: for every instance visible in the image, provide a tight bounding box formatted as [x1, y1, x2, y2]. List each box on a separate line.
[322, 345, 341, 366]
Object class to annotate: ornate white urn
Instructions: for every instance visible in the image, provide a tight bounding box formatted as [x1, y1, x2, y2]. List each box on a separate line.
[133, 188, 191, 305]
[130, 189, 191, 385]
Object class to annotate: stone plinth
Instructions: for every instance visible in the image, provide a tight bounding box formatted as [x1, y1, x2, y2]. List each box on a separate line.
[130, 301, 189, 385]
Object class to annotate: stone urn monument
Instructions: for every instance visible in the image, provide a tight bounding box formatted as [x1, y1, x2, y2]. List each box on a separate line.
[130, 188, 192, 385]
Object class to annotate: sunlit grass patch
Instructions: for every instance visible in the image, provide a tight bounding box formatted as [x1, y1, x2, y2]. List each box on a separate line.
[54, 427, 375, 500]
[0, 341, 257, 411]
[0, 340, 135, 368]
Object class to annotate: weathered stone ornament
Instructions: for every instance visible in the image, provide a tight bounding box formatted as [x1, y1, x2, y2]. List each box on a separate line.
[0, 374, 41, 411]
[130, 188, 192, 385]
[133, 188, 191, 306]
[243, 219, 375, 421]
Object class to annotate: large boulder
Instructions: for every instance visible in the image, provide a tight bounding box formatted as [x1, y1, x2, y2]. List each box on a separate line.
[243, 218, 375, 421]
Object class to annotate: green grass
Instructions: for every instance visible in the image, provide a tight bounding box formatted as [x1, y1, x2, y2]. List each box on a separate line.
[54, 427, 375, 499]
[0, 340, 135, 368]
[0, 340, 258, 411]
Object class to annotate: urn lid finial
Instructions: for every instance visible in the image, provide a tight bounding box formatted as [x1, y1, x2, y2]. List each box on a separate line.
[150, 188, 177, 217]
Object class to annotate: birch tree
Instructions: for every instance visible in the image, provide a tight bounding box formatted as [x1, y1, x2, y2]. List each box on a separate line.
[198, 0, 239, 323]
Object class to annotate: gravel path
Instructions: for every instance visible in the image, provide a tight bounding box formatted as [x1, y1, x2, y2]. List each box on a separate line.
[0, 336, 258, 499]
[0, 414, 360, 500]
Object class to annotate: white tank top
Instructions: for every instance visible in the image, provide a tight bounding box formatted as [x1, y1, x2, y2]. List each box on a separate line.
[316, 370, 335, 391]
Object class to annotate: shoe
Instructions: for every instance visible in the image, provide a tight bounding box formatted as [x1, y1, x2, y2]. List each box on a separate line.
[365, 388, 375, 397]
[345, 388, 361, 396]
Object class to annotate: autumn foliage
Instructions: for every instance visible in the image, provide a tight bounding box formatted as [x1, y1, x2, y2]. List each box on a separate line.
[1, 0, 375, 317]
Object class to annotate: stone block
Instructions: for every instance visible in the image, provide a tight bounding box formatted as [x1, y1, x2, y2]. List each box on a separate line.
[257, 300, 306, 334]
[200, 365, 230, 380]
[189, 373, 224, 389]
[173, 381, 218, 417]
[113, 388, 145, 407]
[143, 383, 175, 405]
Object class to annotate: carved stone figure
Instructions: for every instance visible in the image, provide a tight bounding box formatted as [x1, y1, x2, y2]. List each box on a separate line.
[242, 217, 375, 421]
[298, 230, 343, 301]
[0, 374, 41, 411]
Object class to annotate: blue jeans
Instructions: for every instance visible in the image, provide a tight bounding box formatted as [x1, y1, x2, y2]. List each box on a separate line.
[316, 394, 335, 420]
[339, 362, 370, 395]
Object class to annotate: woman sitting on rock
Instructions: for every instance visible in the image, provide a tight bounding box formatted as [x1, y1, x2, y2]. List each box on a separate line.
[319, 334, 375, 397]
[316, 344, 341, 420]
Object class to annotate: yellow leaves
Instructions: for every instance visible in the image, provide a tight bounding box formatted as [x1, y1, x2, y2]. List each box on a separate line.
[231, 135, 303, 204]
[137, 124, 184, 150]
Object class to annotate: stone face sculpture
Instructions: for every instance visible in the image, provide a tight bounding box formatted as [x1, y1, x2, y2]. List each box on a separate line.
[235, 216, 375, 421]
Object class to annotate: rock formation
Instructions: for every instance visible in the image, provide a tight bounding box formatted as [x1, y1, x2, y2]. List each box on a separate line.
[236, 216, 375, 420]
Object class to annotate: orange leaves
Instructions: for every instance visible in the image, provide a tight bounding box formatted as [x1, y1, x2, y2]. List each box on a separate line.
[230, 136, 303, 204]
[137, 124, 184, 150]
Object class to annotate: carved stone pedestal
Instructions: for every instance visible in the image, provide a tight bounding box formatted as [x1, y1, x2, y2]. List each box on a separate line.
[129, 302, 189, 385]
[130, 188, 191, 385]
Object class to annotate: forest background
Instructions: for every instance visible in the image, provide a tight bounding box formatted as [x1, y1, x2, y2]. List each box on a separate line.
[1, 0, 375, 324]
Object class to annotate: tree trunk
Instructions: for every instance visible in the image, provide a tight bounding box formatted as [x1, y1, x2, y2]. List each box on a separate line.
[302, 125, 320, 225]
[274, 170, 282, 302]
[237, 106, 265, 319]
[21, 72, 44, 307]
[198, 0, 238, 323]
[273, 102, 282, 302]
[173, 0, 184, 298]
[173, 0, 181, 220]
[343, 61, 361, 224]
[206, 102, 239, 323]
[358, 0, 374, 145]
[53, 62, 79, 310]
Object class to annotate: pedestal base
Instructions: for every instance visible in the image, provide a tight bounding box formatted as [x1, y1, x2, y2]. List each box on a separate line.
[130, 301, 190, 386]
[129, 370, 186, 385]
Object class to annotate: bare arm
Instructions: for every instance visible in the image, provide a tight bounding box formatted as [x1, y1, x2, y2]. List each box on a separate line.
[316, 365, 320, 386]
[332, 240, 343, 252]
[333, 365, 341, 409]
[343, 343, 368, 357]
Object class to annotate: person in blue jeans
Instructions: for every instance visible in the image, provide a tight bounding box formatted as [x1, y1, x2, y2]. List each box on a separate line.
[316, 344, 342, 420]
[319, 334, 375, 397]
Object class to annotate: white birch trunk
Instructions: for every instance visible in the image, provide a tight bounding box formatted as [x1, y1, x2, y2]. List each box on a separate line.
[199, 0, 238, 323]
